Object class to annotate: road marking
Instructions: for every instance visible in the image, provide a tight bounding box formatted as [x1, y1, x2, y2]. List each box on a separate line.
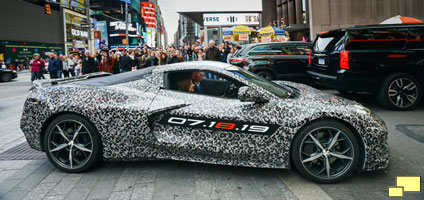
[279, 171, 333, 200]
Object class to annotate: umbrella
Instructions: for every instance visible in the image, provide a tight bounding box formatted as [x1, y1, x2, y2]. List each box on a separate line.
[258, 25, 287, 37]
[380, 15, 423, 24]
[223, 25, 252, 36]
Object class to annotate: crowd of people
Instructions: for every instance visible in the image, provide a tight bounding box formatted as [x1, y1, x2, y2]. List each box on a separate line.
[28, 40, 241, 82]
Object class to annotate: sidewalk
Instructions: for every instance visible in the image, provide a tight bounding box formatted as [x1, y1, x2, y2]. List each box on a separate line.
[0, 159, 297, 200]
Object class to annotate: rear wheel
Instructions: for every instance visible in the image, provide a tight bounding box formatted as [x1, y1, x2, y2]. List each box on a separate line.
[44, 114, 101, 173]
[256, 70, 275, 80]
[291, 120, 359, 183]
[1, 73, 13, 82]
[378, 73, 421, 110]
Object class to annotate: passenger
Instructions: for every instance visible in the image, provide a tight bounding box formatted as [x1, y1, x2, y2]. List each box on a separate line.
[177, 75, 195, 93]
[191, 71, 205, 94]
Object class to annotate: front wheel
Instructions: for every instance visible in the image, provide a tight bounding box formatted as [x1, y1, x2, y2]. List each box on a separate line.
[291, 120, 359, 183]
[378, 73, 422, 111]
[44, 114, 102, 173]
[1, 73, 13, 82]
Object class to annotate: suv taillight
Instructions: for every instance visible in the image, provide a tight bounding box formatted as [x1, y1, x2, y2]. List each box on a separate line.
[340, 51, 350, 69]
[308, 51, 312, 65]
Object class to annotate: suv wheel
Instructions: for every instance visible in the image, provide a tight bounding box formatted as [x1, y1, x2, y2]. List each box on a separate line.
[378, 73, 422, 111]
[291, 120, 359, 183]
[1, 73, 13, 82]
[256, 70, 275, 80]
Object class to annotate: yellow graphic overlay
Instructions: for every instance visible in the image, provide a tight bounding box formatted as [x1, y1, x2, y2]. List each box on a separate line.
[397, 176, 421, 192]
[388, 176, 421, 197]
[388, 187, 403, 197]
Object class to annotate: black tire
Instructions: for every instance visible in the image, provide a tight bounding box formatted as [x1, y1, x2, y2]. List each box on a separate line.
[378, 73, 422, 111]
[44, 113, 102, 173]
[291, 119, 360, 183]
[1, 73, 13, 82]
[256, 70, 275, 80]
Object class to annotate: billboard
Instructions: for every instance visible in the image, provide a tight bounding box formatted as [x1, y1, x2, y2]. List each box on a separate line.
[141, 2, 156, 29]
[96, 21, 109, 49]
[175, 0, 262, 13]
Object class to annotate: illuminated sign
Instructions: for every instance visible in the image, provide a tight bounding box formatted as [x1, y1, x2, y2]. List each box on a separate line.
[141, 2, 156, 28]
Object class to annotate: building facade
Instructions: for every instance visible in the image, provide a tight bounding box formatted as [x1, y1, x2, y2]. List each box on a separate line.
[273, 0, 424, 41]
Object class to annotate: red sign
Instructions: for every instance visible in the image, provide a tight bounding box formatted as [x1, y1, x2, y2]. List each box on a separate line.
[141, 2, 156, 28]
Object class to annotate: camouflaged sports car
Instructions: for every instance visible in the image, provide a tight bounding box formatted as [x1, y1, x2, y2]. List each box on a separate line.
[20, 61, 389, 183]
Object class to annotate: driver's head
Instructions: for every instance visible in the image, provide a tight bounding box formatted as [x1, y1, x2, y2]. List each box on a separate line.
[191, 71, 202, 83]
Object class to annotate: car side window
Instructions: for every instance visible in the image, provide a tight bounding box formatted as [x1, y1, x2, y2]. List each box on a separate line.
[247, 45, 272, 56]
[167, 70, 243, 99]
[406, 28, 424, 49]
[346, 28, 408, 50]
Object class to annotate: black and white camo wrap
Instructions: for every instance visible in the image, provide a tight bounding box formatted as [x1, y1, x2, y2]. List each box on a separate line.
[20, 61, 389, 171]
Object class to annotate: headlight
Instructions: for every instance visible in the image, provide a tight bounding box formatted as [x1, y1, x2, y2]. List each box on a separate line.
[353, 104, 372, 115]
[12, 70, 17, 73]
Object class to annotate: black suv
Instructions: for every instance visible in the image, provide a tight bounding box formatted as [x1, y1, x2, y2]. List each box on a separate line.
[307, 24, 424, 110]
[230, 42, 311, 81]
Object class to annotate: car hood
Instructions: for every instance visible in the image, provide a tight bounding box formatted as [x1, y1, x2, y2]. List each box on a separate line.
[273, 80, 362, 107]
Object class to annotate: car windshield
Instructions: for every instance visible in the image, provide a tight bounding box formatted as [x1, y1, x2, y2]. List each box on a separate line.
[228, 68, 292, 98]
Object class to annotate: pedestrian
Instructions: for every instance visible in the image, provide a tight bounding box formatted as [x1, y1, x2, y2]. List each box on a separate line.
[62, 56, 70, 78]
[219, 45, 227, 63]
[82, 51, 96, 75]
[111, 54, 120, 74]
[145, 51, 159, 67]
[120, 50, 130, 72]
[159, 52, 168, 65]
[74, 60, 82, 76]
[99, 51, 114, 73]
[47, 53, 59, 79]
[176, 50, 185, 62]
[227, 47, 235, 64]
[30, 53, 44, 82]
[166, 50, 180, 64]
[197, 49, 205, 61]
[69, 54, 76, 77]
[56, 54, 63, 78]
[205, 40, 221, 61]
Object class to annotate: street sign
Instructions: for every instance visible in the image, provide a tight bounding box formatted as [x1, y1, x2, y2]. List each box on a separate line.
[81, 23, 94, 29]
[92, 10, 103, 15]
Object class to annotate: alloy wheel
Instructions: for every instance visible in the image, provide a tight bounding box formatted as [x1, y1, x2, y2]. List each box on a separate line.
[387, 78, 418, 108]
[299, 127, 354, 179]
[47, 120, 93, 170]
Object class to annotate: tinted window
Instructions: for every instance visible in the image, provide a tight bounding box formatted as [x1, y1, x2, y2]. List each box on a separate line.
[346, 28, 408, 50]
[406, 28, 424, 49]
[268, 44, 311, 55]
[247, 45, 272, 56]
[313, 37, 340, 53]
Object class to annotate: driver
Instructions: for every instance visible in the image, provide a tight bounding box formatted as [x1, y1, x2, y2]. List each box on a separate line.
[191, 71, 205, 94]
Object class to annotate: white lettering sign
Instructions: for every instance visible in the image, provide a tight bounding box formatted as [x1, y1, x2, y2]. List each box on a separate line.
[203, 13, 260, 26]
[109, 21, 136, 32]
[71, 29, 88, 37]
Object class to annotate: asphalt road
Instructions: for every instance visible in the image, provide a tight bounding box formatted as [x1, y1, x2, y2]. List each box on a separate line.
[0, 71, 423, 200]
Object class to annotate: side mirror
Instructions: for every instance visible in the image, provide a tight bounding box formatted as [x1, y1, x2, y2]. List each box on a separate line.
[238, 86, 269, 103]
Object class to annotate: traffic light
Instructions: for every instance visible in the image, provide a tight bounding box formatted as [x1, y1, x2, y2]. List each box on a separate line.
[45, 3, 51, 15]
[122, 39, 127, 45]
[93, 30, 102, 39]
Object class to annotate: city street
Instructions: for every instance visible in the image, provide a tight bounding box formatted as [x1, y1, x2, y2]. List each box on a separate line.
[0, 72, 422, 200]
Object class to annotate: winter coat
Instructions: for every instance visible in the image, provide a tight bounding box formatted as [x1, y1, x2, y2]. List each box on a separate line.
[205, 46, 222, 61]
[145, 56, 159, 67]
[48, 58, 59, 72]
[31, 59, 45, 73]
[82, 57, 96, 75]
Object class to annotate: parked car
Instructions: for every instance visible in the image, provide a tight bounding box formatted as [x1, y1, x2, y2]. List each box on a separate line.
[307, 24, 424, 110]
[21, 62, 389, 183]
[230, 42, 312, 82]
[0, 68, 18, 82]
